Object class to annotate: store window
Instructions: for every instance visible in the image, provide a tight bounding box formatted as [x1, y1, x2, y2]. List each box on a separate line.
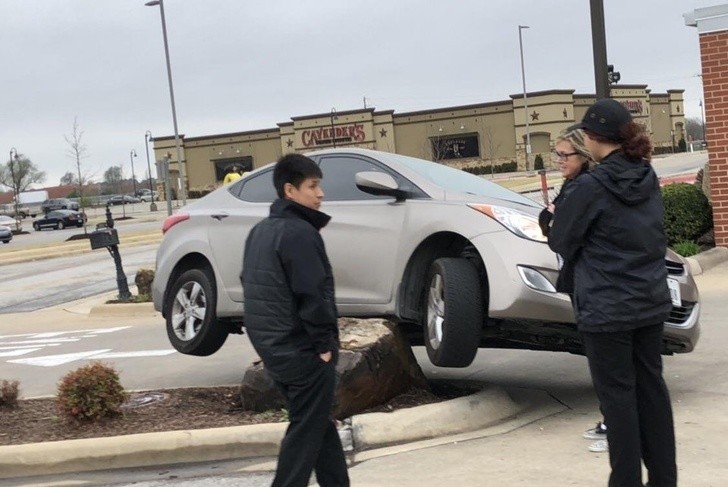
[213, 157, 253, 182]
[431, 134, 480, 160]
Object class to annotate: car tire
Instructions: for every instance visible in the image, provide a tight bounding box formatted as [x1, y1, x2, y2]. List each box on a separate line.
[422, 257, 483, 368]
[57, 221, 65, 230]
[33, 222, 40, 231]
[165, 268, 228, 356]
[2, 240, 9, 244]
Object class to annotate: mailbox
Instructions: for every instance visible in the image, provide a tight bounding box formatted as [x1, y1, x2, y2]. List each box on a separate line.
[89, 228, 119, 250]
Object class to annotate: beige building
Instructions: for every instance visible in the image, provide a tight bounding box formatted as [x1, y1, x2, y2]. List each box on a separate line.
[151, 85, 685, 195]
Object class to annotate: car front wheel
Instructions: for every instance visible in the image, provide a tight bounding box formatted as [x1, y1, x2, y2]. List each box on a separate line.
[57, 221, 65, 230]
[33, 222, 40, 231]
[423, 257, 483, 368]
[165, 268, 228, 356]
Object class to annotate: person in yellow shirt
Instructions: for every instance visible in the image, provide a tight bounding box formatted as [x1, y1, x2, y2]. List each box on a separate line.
[223, 165, 242, 185]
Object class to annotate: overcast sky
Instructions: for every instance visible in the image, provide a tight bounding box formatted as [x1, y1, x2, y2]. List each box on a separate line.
[0, 0, 719, 187]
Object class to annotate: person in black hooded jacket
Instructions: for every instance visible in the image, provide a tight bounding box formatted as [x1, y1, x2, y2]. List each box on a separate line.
[549, 99, 676, 487]
[539, 126, 593, 295]
[241, 153, 349, 487]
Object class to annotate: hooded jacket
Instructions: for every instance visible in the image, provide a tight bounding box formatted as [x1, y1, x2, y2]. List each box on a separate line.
[548, 150, 672, 332]
[241, 198, 339, 379]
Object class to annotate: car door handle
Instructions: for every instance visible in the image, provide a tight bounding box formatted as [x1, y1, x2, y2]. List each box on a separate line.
[211, 213, 229, 221]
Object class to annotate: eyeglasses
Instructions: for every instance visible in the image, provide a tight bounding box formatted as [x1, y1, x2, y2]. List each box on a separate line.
[552, 151, 580, 162]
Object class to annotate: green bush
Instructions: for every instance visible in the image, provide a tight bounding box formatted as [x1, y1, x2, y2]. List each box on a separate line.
[662, 183, 712, 245]
[672, 240, 701, 257]
[56, 362, 128, 421]
[0, 379, 19, 408]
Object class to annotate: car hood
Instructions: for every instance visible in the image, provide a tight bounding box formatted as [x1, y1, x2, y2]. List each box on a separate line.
[443, 191, 543, 217]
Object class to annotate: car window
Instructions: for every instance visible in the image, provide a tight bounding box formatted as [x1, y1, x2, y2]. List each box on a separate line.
[318, 155, 394, 201]
[47, 211, 60, 218]
[235, 169, 277, 203]
[385, 152, 541, 208]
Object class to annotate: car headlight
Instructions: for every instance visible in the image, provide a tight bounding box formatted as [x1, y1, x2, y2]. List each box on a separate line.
[468, 204, 547, 243]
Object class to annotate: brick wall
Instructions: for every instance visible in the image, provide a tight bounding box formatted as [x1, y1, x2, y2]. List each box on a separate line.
[699, 31, 728, 247]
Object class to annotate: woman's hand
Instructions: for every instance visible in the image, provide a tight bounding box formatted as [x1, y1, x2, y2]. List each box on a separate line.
[319, 351, 332, 363]
[548, 204, 555, 214]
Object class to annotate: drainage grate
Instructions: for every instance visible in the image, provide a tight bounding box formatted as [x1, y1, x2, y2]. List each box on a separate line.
[122, 392, 169, 409]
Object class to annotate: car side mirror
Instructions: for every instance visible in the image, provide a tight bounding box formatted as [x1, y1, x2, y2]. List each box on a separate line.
[355, 171, 407, 200]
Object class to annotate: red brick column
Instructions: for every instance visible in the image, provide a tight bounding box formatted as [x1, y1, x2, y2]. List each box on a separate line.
[699, 31, 728, 247]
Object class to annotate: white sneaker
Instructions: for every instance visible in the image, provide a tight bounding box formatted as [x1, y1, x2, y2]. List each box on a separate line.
[583, 421, 607, 440]
[588, 439, 608, 453]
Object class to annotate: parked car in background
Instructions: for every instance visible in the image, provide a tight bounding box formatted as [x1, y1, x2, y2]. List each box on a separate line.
[136, 189, 159, 202]
[0, 203, 31, 219]
[108, 195, 142, 205]
[0, 216, 14, 243]
[32, 210, 86, 230]
[41, 198, 80, 213]
[152, 148, 700, 367]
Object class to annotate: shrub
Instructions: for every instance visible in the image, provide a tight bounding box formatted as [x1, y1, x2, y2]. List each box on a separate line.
[534, 154, 544, 170]
[662, 183, 713, 246]
[56, 362, 128, 421]
[135, 268, 155, 299]
[0, 379, 20, 408]
[672, 240, 701, 257]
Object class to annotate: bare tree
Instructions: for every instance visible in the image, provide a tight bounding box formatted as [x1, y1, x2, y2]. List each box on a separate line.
[65, 117, 92, 233]
[482, 124, 502, 178]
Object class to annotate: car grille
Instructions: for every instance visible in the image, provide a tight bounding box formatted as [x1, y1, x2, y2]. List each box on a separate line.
[667, 301, 696, 325]
[665, 260, 685, 276]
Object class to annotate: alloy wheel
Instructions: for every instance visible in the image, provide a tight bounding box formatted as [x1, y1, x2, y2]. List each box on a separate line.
[170, 281, 208, 342]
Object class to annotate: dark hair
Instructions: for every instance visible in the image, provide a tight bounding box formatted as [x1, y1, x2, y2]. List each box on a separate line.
[585, 122, 652, 162]
[620, 122, 652, 161]
[273, 153, 322, 198]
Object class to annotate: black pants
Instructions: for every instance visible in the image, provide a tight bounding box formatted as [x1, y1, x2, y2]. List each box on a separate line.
[271, 356, 349, 487]
[581, 323, 677, 487]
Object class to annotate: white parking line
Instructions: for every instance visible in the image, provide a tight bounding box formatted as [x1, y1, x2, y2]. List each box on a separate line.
[8, 349, 112, 367]
[0, 348, 42, 357]
[93, 350, 176, 359]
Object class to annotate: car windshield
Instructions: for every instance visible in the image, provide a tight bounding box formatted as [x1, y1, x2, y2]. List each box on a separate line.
[385, 152, 540, 208]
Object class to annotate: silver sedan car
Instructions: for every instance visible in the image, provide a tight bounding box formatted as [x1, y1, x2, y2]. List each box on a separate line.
[152, 148, 700, 367]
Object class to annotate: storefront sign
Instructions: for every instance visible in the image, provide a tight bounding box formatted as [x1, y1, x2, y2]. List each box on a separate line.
[622, 100, 644, 114]
[301, 123, 366, 147]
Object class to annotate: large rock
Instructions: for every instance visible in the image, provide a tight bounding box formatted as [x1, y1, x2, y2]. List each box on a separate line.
[239, 318, 429, 419]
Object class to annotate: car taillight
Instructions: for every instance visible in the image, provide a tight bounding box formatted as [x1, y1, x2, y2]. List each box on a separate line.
[162, 213, 190, 234]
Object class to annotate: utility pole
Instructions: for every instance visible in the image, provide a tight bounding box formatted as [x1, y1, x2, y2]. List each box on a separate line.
[590, 0, 609, 99]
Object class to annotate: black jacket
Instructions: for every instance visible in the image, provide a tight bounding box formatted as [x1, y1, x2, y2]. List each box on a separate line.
[548, 150, 672, 332]
[539, 170, 588, 294]
[241, 199, 339, 378]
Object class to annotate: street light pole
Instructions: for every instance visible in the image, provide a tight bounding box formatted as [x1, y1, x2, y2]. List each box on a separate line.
[8, 148, 20, 232]
[330, 107, 337, 148]
[145, 0, 187, 205]
[145, 131, 158, 211]
[518, 25, 531, 172]
[129, 149, 138, 197]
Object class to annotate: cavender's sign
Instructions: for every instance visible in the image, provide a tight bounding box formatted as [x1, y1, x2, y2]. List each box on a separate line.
[301, 123, 366, 147]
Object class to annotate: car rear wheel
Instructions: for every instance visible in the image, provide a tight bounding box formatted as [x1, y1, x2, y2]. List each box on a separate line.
[57, 221, 65, 230]
[423, 258, 483, 368]
[2, 240, 9, 244]
[165, 268, 228, 356]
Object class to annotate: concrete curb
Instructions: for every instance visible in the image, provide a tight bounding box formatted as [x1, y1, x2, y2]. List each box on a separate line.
[89, 302, 158, 318]
[685, 246, 728, 275]
[0, 386, 525, 480]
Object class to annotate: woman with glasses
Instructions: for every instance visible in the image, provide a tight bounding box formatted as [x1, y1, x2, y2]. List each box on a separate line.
[540, 129, 610, 453]
[549, 99, 676, 487]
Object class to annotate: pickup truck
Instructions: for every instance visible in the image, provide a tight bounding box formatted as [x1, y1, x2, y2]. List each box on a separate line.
[0, 203, 33, 219]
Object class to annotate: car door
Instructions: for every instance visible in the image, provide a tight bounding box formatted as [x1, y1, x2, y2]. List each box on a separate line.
[317, 154, 407, 304]
[206, 169, 276, 303]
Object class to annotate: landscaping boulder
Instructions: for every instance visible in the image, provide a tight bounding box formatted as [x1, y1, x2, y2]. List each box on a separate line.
[239, 318, 429, 419]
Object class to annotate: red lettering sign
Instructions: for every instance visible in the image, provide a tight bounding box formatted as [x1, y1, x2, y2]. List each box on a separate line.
[301, 123, 366, 147]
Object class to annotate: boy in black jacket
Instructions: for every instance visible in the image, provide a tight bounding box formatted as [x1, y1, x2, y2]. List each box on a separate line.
[241, 153, 349, 487]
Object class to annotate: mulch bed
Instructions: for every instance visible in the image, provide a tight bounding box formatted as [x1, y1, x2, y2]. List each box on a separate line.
[0, 383, 474, 446]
